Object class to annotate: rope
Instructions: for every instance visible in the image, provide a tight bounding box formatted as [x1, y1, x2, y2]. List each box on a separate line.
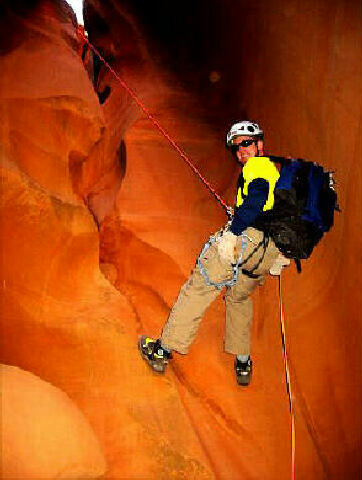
[77, 29, 231, 216]
[278, 275, 296, 480]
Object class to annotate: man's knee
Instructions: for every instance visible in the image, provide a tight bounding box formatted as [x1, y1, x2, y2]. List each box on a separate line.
[225, 277, 258, 303]
[225, 289, 250, 304]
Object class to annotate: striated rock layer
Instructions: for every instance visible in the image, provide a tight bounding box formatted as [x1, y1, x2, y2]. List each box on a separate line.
[1, 0, 361, 479]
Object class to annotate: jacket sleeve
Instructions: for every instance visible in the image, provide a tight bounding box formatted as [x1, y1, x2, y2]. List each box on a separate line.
[230, 178, 269, 235]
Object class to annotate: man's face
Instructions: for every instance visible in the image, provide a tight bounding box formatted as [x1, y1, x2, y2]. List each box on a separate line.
[233, 135, 264, 165]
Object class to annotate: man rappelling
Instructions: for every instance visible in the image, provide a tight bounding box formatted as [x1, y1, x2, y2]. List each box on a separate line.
[139, 121, 291, 386]
[76, 30, 337, 387]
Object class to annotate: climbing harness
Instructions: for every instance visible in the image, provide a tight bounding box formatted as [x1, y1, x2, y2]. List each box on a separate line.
[77, 30, 295, 478]
[278, 276, 296, 480]
[197, 229, 269, 288]
[77, 29, 233, 219]
[197, 229, 248, 289]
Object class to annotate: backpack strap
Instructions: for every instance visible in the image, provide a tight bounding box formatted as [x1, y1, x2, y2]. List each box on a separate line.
[294, 259, 302, 273]
[238, 235, 270, 277]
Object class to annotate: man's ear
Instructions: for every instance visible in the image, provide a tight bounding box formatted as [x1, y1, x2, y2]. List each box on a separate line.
[257, 139, 264, 155]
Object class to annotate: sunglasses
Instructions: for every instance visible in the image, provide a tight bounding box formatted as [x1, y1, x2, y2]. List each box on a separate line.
[235, 139, 258, 148]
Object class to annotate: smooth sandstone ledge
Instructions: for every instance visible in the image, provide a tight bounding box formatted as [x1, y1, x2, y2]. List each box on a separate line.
[1, 364, 107, 479]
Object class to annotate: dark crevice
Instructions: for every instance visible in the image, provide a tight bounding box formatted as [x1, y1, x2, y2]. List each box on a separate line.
[97, 85, 111, 104]
[117, 140, 127, 182]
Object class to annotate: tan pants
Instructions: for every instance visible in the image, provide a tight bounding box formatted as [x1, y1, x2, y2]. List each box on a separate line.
[161, 227, 280, 355]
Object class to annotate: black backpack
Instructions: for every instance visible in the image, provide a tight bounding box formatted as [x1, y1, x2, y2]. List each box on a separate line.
[254, 156, 339, 272]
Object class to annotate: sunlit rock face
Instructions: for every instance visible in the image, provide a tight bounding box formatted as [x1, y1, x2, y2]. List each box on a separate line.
[1, 0, 361, 479]
[0, 1, 125, 477]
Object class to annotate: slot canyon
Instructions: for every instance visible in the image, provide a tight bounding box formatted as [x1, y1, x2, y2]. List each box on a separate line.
[0, 0, 361, 479]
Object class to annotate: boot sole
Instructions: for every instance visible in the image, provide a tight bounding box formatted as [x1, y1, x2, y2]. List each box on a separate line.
[236, 374, 251, 386]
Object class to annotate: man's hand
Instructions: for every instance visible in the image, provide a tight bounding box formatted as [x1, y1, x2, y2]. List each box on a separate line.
[217, 231, 237, 264]
[269, 254, 291, 275]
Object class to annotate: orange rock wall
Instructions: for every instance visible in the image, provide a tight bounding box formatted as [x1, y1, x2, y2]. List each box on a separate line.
[1, 0, 361, 479]
[232, 3, 362, 478]
[1, 365, 106, 478]
[214, 2, 362, 477]
[87, 1, 362, 478]
[0, 2, 125, 477]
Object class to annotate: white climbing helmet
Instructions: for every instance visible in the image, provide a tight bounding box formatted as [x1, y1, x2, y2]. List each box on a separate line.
[226, 121, 264, 146]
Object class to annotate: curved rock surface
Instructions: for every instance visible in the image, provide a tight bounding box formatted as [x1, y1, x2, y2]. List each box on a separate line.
[1, 0, 361, 479]
[1, 364, 106, 479]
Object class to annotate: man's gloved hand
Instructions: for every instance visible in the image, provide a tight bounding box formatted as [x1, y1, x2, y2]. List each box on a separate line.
[269, 253, 291, 275]
[217, 230, 238, 264]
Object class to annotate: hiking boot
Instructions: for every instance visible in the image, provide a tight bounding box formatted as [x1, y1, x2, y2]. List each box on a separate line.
[235, 356, 252, 386]
[139, 335, 172, 373]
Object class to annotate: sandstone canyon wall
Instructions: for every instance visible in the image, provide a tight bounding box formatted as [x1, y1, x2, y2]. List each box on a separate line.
[1, 0, 361, 479]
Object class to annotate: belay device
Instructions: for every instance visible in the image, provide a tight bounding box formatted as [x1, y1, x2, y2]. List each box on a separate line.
[254, 156, 339, 272]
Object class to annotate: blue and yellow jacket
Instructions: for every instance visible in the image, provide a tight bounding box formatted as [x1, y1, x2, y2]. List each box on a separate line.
[230, 156, 280, 235]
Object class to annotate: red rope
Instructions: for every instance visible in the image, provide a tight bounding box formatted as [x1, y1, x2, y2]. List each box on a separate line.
[279, 275, 296, 480]
[78, 30, 231, 215]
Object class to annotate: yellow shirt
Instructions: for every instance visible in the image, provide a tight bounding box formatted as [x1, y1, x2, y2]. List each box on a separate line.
[236, 156, 280, 211]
